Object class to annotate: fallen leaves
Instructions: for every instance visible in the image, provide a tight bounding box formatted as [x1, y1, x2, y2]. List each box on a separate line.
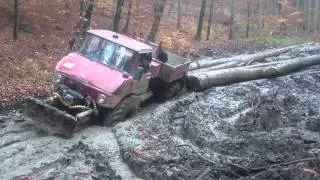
[0, 58, 52, 108]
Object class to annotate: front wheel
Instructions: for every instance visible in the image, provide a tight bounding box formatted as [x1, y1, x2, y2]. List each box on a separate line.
[103, 96, 139, 126]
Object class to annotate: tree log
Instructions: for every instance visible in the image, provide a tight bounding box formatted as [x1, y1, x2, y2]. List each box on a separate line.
[189, 43, 308, 71]
[188, 55, 320, 91]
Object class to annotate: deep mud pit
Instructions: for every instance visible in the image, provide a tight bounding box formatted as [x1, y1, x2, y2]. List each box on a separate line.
[0, 116, 133, 179]
[1, 44, 320, 180]
[115, 69, 320, 180]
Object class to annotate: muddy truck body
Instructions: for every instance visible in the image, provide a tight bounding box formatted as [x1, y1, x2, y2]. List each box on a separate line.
[22, 30, 191, 137]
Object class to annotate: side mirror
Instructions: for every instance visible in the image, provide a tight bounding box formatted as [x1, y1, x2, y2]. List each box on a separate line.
[134, 67, 144, 80]
[123, 72, 129, 78]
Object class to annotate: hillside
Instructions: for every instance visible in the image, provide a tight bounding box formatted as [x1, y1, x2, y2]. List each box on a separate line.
[1, 0, 316, 106]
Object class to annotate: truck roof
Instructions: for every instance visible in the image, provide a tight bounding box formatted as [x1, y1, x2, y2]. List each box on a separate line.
[88, 30, 153, 53]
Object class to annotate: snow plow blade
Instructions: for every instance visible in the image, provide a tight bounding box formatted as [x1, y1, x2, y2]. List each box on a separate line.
[22, 97, 78, 138]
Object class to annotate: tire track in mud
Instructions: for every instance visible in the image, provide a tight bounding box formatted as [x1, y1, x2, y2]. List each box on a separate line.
[0, 140, 21, 149]
[1, 44, 320, 179]
[113, 68, 320, 180]
[0, 110, 138, 180]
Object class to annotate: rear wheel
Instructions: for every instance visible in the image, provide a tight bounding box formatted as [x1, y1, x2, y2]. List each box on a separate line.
[162, 82, 181, 100]
[157, 79, 186, 102]
[103, 96, 139, 126]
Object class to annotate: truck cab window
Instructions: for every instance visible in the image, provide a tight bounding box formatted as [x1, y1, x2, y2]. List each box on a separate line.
[140, 53, 152, 72]
[100, 41, 117, 65]
[79, 34, 135, 74]
[111, 47, 134, 74]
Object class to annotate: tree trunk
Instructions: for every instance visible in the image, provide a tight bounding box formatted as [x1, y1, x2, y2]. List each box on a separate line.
[168, 0, 174, 16]
[137, 0, 143, 16]
[68, 0, 94, 52]
[184, 0, 189, 14]
[315, 0, 319, 32]
[246, 0, 250, 38]
[303, 0, 308, 30]
[147, 0, 167, 42]
[122, 0, 132, 33]
[113, 0, 124, 32]
[194, 0, 206, 41]
[206, 0, 214, 40]
[258, 0, 263, 35]
[278, 2, 282, 14]
[13, 0, 18, 40]
[188, 55, 320, 91]
[228, 0, 234, 40]
[297, 0, 300, 9]
[308, 0, 312, 31]
[189, 43, 305, 71]
[177, 0, 182, 29]
[83, 0, 94, 33]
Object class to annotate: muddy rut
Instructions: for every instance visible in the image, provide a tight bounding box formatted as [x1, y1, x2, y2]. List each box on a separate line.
[0, 114, 135, 179]
[1, 44, 320, 179]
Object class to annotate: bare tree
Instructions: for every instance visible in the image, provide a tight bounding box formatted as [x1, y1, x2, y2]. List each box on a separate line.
[184, 0, 190, 13]
[258, 0, 263, 35]
[148, 0, 167, 42]
[168, 0, 174, 16]
[278, 1, 282, 14]
[177, 0, 182, 29]
[315, 0, 319, 32]
[82, 0, 94, 33]
[113, 0, 124, 32]
[13, 0, 18, 40]
[229, 0, 235, 40]
[194, 0, 206, 41]
[122, 0, 132, 33]
[206, 0, 214, 40]
[68, 0, 95, 52]
[246, 0, 250, 38]
[308, 0, 312, 31]
[303, 0, 308, 31]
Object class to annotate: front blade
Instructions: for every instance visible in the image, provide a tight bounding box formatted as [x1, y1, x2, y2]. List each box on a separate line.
[21, 97, 78, 138]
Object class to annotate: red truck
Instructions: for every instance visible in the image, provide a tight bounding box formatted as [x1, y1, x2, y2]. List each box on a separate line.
[23, 30, 191, 137]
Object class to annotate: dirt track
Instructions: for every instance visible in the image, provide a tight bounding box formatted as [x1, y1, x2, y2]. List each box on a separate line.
[1, 44, 320, 180]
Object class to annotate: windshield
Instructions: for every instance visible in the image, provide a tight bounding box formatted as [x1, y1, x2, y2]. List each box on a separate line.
[79, 34, 134, 74]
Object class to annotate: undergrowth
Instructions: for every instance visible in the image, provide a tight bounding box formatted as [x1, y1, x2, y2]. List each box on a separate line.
[262, 36, 307, 47]
[5, 59, 52, 83]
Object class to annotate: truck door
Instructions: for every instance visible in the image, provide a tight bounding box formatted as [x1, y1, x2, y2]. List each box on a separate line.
[130, 53, 152, 94]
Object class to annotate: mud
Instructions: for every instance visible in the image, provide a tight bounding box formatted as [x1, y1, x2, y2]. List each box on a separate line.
[0, 113, 135, 179]
[114, 43, 320, 179]
[115, 69, 320, 179]
[0, 43, 320, 179]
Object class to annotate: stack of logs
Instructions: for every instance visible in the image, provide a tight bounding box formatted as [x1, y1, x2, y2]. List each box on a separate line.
[187, 43, 320, 91]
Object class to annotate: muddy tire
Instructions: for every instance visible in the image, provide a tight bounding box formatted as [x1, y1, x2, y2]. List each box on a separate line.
[103, 96, 139, 126]
[157, 81, 183, 102]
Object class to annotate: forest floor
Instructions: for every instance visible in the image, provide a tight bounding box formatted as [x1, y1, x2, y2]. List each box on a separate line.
[0, 44, 320, 180]
[0, 0, 317, 107]
[0, 1, 320, 179]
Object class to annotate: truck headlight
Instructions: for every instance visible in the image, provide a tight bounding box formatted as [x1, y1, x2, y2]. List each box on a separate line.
[97, 94, 107, 104]
[53, 74, 64, 85]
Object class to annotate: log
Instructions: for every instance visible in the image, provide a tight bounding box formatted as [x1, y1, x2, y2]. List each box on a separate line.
[189, 60, 249, 75]
[189, 43, 309, 71]
[188, 55, 320, 91]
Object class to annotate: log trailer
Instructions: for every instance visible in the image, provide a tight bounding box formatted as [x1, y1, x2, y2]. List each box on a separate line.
[22, 30, 191, 137]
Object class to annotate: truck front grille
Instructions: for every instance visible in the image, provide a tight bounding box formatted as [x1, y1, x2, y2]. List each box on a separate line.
[63, 77, 98, 99]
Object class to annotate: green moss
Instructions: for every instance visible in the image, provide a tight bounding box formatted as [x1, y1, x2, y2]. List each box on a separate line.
[262, 36, 307, 47]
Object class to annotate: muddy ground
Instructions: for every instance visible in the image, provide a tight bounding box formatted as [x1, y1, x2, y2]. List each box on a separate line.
[1, 44, 320, 180]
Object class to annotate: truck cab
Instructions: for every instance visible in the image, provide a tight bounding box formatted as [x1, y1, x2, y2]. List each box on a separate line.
[23, 30, 190, 136]
[54, 30, 157, 109]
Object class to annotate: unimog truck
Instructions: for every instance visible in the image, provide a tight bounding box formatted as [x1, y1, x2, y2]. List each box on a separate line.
[23, 30, 191, 137]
